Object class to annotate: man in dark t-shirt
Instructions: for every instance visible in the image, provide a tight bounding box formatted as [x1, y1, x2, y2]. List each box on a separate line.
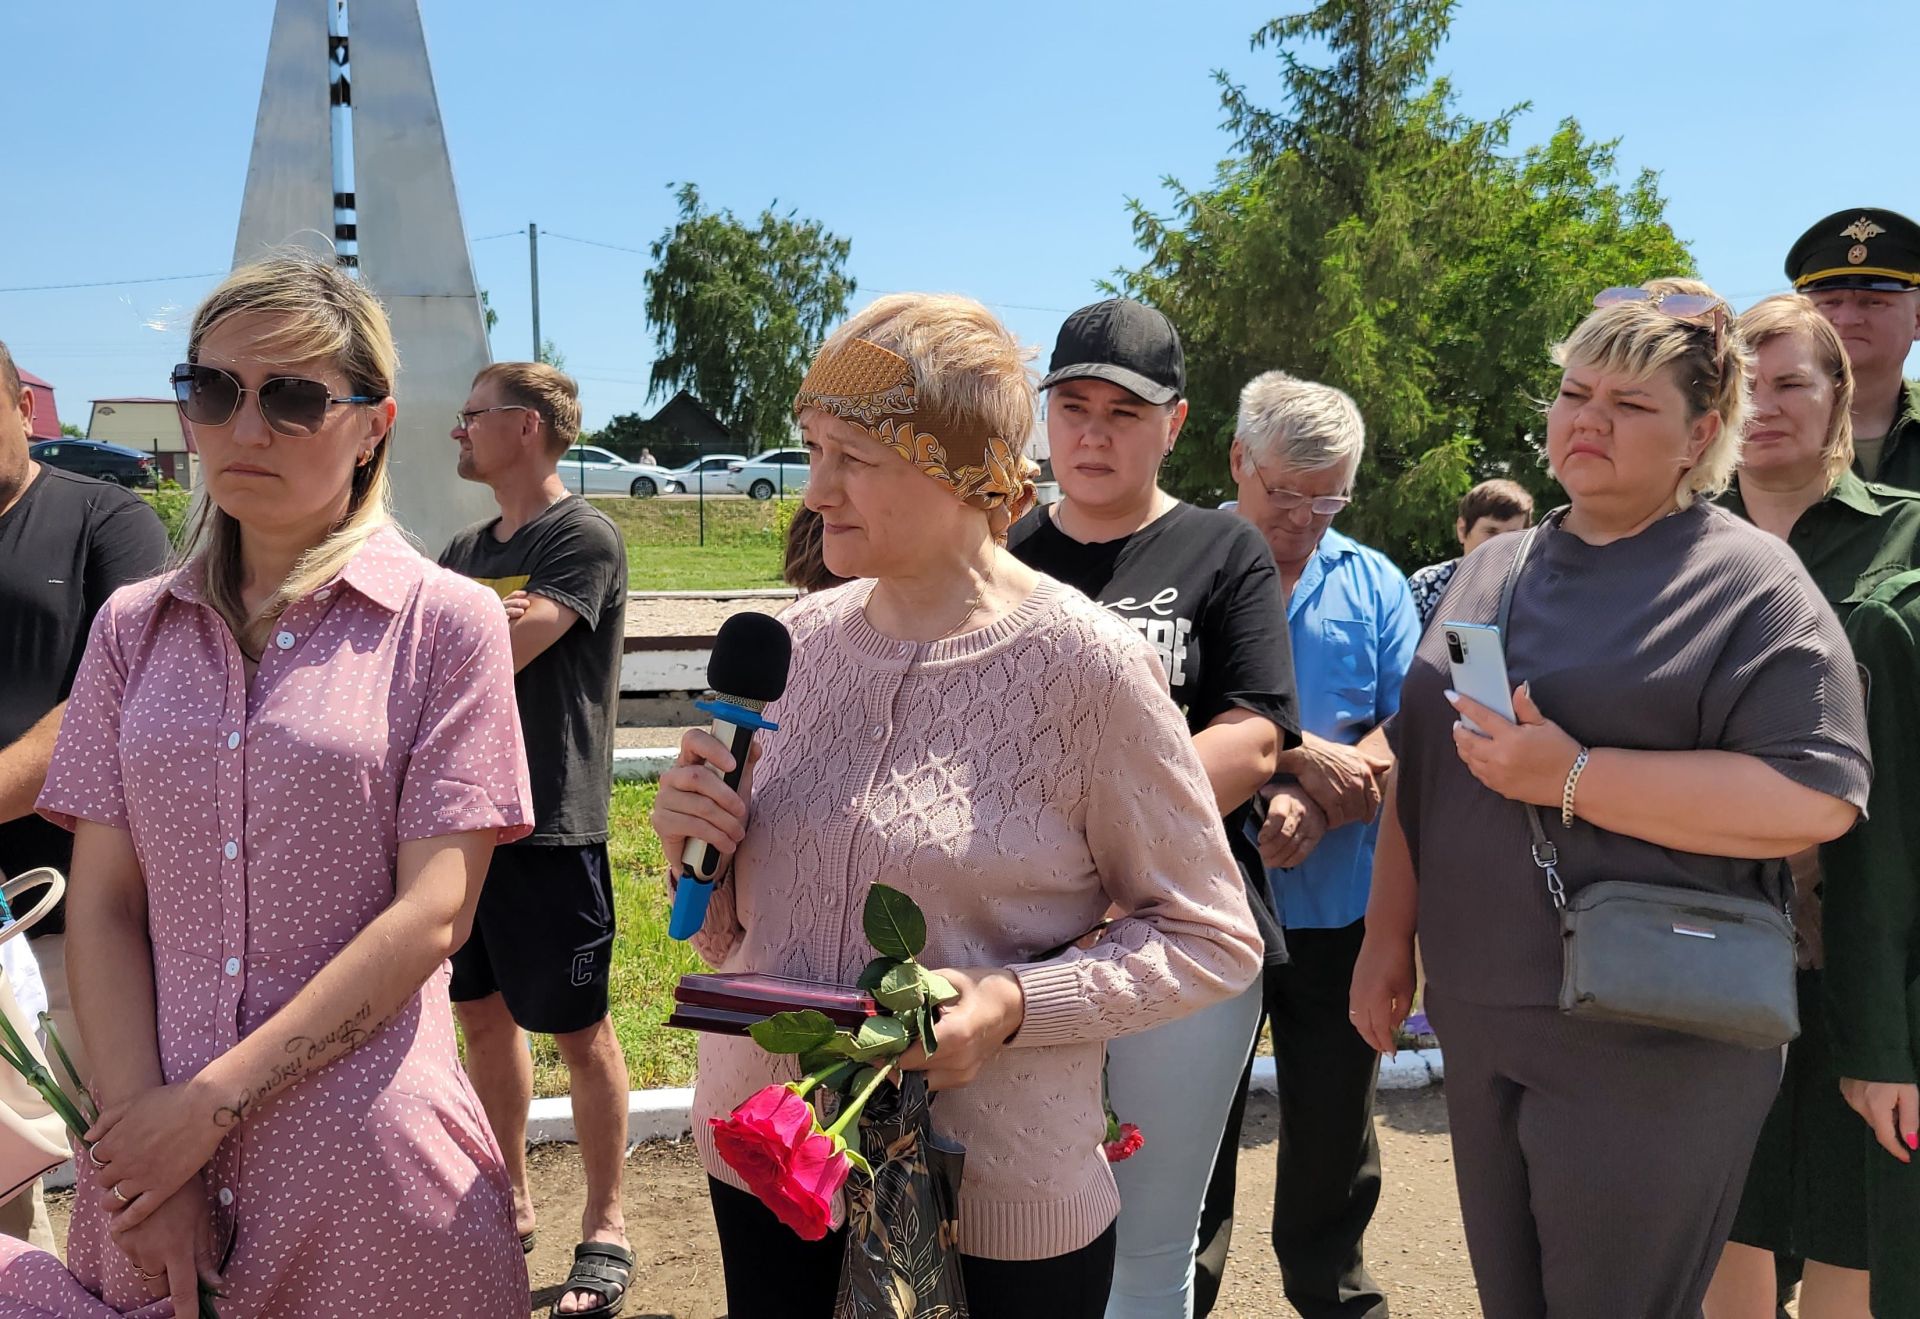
[440, 363, 633, 1314]
[0, 338, 170, 1246]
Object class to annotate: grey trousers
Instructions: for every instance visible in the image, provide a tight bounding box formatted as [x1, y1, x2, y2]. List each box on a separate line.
[1427, 990, 1783, 1319]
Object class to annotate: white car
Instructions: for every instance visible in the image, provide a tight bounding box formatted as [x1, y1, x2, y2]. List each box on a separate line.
[728, 448, 811, 499]
[558, 444, 683, 498]
[668, 453, 748, 495]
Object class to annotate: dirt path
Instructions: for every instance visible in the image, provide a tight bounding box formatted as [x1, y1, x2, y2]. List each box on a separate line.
[625, 594, 792, 640]
[519, 1087, 1477, 1318]
[45, 1088, 1478, 1317]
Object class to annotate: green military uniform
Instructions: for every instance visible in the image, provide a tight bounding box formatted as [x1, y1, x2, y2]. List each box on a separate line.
[1784, 208, 1920, 488]
[1863, 381, 1920, 491]
[1728, 204, 1920, 1310]
[1821, 567, 1920, 1315]
[1721, 472, 1920, 614]
[1722, 477, 1920, 1284]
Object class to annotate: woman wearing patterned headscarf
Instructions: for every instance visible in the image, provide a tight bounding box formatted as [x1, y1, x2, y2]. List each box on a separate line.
[651, 293, 1262, 1319]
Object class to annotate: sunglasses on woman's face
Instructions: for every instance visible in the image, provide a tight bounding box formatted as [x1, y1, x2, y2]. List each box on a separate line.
[171, 362, 376, 438]
[1592, 287, 1727, 352]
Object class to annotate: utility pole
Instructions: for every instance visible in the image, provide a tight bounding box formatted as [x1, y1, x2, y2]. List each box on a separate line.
[528, 221, 541, 360]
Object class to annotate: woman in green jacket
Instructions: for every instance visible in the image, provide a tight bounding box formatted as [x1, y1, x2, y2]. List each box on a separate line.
[1711, 292, 1920, 1318]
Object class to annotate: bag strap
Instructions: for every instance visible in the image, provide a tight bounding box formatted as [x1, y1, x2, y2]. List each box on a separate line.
[0, 869, 67, 946]
[1493, 521, 1570, 910]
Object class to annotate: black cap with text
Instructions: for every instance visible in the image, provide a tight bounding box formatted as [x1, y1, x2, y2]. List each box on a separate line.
[1040, 298, 1187, 405]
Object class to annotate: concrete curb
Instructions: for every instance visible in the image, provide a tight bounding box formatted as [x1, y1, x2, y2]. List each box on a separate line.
[531, 1088, 697, 1145]
[612, 747, 677, 782]
[1250, 1048, 1443, 1095]
[630, 589, 798, 601]
[516, 1048, 1446, 1148]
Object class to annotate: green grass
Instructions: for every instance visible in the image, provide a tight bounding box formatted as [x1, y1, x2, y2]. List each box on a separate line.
[528, 782, 705, 1096]
[590, 496, 791, 591]
[629, 544, 785, 591]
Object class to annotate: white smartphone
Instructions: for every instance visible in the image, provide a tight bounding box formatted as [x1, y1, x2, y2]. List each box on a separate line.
[1441, 622, 1515, 735]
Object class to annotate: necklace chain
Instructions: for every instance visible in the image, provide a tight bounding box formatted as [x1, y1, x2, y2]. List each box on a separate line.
[938, 570, 991, 640]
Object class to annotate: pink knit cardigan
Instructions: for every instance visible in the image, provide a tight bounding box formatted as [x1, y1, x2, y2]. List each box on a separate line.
[688, 575, 1262, 1261]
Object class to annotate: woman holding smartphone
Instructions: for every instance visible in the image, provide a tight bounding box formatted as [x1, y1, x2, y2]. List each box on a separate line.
[1350, 283, 1871, 1318]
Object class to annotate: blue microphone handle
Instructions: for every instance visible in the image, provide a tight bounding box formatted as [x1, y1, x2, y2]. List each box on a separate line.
[668, 700, 778, 941]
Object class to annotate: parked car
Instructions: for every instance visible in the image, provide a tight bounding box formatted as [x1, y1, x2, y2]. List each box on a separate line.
[557, 444, 682, 498]
[667, 453, 748, 495]
[29, 439, 156, 487]
[728, 448, 811, 499]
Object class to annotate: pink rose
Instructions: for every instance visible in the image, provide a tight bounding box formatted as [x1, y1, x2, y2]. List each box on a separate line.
[709, 1084, 853, 1241]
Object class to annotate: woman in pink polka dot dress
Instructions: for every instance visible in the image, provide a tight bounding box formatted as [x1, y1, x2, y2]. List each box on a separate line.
[0, 257, 535, 1317]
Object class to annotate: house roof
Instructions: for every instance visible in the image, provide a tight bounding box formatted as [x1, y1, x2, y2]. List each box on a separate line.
[649, 390, 731, 442]
[90, 398, 192, 448]
[15, 368, 62, 440]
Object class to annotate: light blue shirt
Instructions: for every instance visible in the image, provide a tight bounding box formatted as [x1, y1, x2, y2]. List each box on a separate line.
[1266, 527, 1420, 930]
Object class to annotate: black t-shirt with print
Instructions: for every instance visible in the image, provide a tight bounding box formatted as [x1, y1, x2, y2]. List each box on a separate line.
[1009, 500, 1301, 962]
[441, 495, 627, 844]
[0, 464, 172, 929]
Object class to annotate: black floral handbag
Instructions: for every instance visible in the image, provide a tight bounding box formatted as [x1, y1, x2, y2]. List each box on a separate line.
[832, 1071, 970, 1318]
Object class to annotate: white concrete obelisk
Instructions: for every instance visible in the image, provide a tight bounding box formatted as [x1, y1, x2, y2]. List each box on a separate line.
[234, 0, 494, 553]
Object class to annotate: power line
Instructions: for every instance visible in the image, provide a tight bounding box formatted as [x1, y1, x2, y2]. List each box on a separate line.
[470, 229, 527, 243]
[542, 230, 651, 258]
[0, 271, 224, 295]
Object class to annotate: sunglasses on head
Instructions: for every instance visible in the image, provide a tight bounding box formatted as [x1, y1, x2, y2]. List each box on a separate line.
[1592, 286, 1727, 353]
[171, 362, 376, 438]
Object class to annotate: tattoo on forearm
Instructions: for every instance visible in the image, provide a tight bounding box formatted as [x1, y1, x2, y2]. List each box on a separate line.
[212, 1001, 376, 1128]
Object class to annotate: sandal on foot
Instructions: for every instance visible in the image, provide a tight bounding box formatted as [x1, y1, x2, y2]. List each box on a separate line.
[551, 1241, 633, 1319]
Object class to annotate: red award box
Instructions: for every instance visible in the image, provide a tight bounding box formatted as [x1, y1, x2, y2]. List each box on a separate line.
[668, 972, 879, 1037]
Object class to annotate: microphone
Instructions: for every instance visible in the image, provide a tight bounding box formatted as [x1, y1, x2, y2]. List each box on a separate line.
[669, 611, 793, 941]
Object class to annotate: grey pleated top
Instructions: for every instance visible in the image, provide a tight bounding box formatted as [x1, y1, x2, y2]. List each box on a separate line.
[1391, 502, 1873, 1008]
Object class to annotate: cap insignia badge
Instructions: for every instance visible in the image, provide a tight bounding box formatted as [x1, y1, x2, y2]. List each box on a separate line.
[1841, 216, 1886, 243]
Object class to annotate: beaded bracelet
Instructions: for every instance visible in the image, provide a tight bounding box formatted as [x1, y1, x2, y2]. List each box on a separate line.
[1561, 747, 1591, 828]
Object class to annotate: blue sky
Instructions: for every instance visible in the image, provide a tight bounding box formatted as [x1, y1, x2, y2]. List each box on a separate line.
[8, 0, 1918, 432]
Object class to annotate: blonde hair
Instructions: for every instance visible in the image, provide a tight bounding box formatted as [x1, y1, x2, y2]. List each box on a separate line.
[1551, 277, 1751, 508]
[1736, 294, 1856, 488]
[474, 361, 581, 458]
[1236, 369, 1366, 477]
[816, 293, 1037, 467]
[178, 254, 398, 656]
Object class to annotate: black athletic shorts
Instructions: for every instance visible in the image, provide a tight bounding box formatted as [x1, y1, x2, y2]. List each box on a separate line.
[450, 840, 615, 1035]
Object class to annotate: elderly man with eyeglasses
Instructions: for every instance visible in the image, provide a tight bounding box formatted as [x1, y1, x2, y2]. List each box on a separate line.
[1193, 370, 1418, 1319]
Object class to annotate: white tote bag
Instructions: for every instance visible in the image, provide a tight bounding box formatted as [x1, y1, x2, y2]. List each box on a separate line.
[0, 868, 78, 1201]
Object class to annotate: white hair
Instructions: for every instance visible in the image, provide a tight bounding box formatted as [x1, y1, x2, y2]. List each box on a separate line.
[1235, 370, 1365, 477]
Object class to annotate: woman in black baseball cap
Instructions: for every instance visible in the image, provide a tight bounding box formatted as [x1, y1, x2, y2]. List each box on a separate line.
[1008, 298, 1301, 1318]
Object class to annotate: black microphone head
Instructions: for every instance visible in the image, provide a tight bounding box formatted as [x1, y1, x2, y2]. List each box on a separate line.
[708, 611, 793, 704]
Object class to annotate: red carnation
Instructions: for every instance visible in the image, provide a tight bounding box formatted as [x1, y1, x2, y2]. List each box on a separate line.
[1103, 1121, 1145, 1162]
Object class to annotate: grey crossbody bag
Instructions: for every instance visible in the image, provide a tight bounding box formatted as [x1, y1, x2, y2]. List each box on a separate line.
[1497, 524, 1801, 1050]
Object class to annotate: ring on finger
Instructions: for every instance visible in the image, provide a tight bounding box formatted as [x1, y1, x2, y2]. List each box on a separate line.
[135, 1266, 163, 1281]
[85, 1146, 107, 1168]
[111, 1183, 131, 1205]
